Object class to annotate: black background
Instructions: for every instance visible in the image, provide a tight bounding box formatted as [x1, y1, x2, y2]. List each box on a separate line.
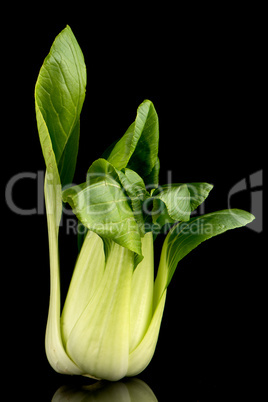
[4, 9, 265, 401]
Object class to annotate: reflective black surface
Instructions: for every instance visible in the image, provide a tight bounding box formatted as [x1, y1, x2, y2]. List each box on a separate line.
[52, 379, 157, 401]
[26, 339, 262, 401]
[32, 370, 217, 401]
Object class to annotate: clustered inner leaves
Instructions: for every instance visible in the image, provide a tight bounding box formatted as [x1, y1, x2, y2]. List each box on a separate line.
[62, 99, 214, 261]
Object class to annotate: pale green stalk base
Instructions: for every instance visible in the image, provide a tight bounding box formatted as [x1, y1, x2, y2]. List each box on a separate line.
[60, 230, 166, 381]
[44, 174, 83, 376]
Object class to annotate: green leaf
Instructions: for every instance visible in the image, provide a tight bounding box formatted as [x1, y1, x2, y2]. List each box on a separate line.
[152, 184, 192, 223]
[123, 168, 148, 199]
[116, 168, 150, 236]
[151, 182, 213, 226]
[143, 156, 160, 189]
[154, 209, 255, 307]
[127, 101, 159, 180]
[62, 159, 142, 255]
[34, 26, 86, 375]
[106, 100, 159, 183]
[35, 25, 86, 187]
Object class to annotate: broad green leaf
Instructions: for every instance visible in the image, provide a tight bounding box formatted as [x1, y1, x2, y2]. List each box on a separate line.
[154, 209, 255, 308]
[35, 26, 86, 375]
[62, 159, 142, 255]
[106, 100, 159, 183]
[35, 25, 86, 187]
[151, 182, 213, 226]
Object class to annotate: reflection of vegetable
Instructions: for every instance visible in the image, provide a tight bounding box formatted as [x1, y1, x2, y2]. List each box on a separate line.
[35, 26, 254, 381]
[52, 378, 158, 401]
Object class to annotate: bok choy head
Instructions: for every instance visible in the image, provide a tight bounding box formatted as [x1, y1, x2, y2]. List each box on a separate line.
[35, 25, 255, 381]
